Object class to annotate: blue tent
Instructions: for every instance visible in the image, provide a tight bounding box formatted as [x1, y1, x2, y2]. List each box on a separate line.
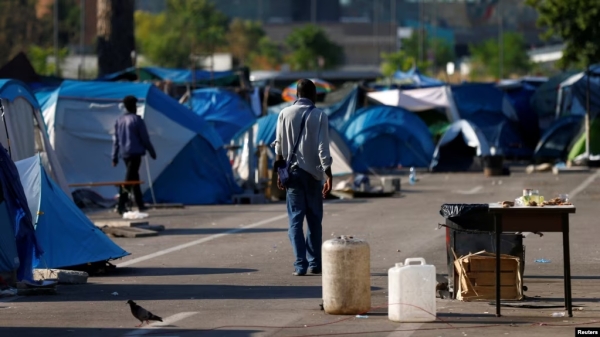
[323, 86, 363, 130]
[498, 82, 541, 149]
[0, 144, 42, 282]
[533, 115, 583, 162]
[342, 106, 435, 171]
[96, 66, 236, 85]
[15, 155, 129, 269]
[39, 80, 241, 205]
[571, 64, 600, 118]
[254, 114, 279, 145]
[189, 88, 256, 143]
[392, 67, 445, 89]
[452, 83, 532, 158]
[531, 71, 579, 130]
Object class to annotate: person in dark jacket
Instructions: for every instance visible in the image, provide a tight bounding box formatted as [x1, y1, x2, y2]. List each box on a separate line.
[112, 95, 156, 213]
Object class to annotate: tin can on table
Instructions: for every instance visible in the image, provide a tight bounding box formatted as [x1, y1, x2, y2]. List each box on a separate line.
[523, 189, 532, 196]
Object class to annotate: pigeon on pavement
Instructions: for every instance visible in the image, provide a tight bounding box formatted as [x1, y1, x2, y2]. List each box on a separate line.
[127, 300, 163, 327]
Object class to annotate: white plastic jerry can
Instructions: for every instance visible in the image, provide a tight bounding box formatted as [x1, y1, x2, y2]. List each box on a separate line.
[388, 258, 436, 322]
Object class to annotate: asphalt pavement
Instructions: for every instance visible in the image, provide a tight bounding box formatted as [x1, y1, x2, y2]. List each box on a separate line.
[1, 168, 599, 337]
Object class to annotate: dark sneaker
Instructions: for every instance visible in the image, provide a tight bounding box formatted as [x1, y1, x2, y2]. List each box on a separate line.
[308, 268, 321, 275]
[292, 270, 306, 276]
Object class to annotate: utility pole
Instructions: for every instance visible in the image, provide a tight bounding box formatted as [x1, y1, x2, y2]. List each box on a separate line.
[586, 65, 591, 159]
[418, 0, 424, 66]
[79, 0, 85, 79]
[391, 0, 396, 53]
[54, 0, 59, 76]
[498, 2, 504, 80]
[432, 0, 437, 74]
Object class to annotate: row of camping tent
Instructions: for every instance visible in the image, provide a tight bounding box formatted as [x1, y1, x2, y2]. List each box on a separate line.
[231, 81, 533, 176]
[0, 79, 129, 282]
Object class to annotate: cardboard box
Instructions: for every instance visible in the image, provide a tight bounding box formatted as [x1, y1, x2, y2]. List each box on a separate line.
[454, 250, 522, 301]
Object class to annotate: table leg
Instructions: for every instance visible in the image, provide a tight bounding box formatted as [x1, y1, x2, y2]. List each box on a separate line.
[562, 214, 572, 317]
[495, 214, 502, 317]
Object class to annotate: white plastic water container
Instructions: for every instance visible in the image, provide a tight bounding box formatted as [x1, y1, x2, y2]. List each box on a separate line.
[388, 258, 436, 322]
[322, 235, 371, 315]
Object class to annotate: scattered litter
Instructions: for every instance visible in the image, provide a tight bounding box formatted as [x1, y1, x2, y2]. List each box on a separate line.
[576, 307, 584, 311]
[331, 233, 335, 236]
[535, 259, 551, 263]
[484, 311, 489, 314]
[111, 292, 119, 296]
[122, 211, 148, 219]
[355, 315, 368, 318]
[551, 312, 565, 317]
[397, 250, 401, 252]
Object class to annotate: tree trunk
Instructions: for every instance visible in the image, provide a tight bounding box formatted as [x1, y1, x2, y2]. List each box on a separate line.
[97, 0, 134, 77]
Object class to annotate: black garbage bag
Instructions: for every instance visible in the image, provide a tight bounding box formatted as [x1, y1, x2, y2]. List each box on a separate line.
[440, 203, 489, 218]
[440, 203, 494, 232]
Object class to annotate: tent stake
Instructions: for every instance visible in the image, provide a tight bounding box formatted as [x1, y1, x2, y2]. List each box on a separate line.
[144, 155, 157, 206]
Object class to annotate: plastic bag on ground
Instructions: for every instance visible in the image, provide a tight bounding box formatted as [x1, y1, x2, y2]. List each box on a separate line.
[122, 211, 149, 219]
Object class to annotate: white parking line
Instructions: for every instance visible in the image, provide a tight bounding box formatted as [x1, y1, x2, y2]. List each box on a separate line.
[454, 185, 483, 194]
[568, 170, 600, 200]
[123, 311, 198, 336]
[117, 213, 289, 267]
[116, 200, 342, 268]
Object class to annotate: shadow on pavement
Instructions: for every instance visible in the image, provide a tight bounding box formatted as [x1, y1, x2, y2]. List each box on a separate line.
[0, 327, 261, 337]
[159, 228, 287, 236]
[111, 267, 259, 277]
[13, 284, 329, 302]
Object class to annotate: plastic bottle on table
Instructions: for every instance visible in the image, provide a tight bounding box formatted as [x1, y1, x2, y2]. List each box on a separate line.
[409, 167, 416, 185]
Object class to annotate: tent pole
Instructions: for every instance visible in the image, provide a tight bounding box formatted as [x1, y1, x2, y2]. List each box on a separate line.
[144, 155, 157, 206]
[0, 99, 11, 159]
[586, 65, 591, 159]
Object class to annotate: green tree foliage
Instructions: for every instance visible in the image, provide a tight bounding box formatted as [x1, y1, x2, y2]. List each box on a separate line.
[399, 31, 454, 71]
[36, 0, 81, 49]
[284, 25, 343, 71]
[249, 37, 283, 70]
[380, 32, 454, 77]
[0, 0, 40, 65]
[469, 32, 532, 79]
[380, 51, 415, 77]
[226, 19, 265, 66]
[526, 0, 600, 69]
[27, 45, 69, 76]
[136, 0, 229, 68]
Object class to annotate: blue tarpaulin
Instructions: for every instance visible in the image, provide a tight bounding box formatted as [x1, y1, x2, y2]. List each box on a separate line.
[0, 144, 42, 281]
[392, 67, 445, 89]
[96, 66, 236, 84]
[189, 88, 256, 143]
[16, 155, 129, 269]
[342, 106, 435, 171]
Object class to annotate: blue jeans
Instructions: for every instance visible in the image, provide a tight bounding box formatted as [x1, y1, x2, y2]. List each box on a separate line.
[286, 167, 323, 273]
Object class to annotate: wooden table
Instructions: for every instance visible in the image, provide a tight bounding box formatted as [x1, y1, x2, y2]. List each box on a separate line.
[488, 204, 576, 317]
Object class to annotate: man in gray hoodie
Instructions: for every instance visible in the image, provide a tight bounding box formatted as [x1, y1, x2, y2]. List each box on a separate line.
[112, 95, 156, 213]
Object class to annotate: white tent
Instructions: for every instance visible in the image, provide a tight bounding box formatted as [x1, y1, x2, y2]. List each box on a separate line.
[367, 89, 443, 112]
[0, 79, 70, 197]
[399, 86, 461, 121]
[39, 80, 239, 205]
[232, 114, 353, 183]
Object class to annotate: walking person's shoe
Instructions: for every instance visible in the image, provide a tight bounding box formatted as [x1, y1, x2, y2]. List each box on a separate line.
[308, 268, 321, 275]
[292, 270, 306, 276]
